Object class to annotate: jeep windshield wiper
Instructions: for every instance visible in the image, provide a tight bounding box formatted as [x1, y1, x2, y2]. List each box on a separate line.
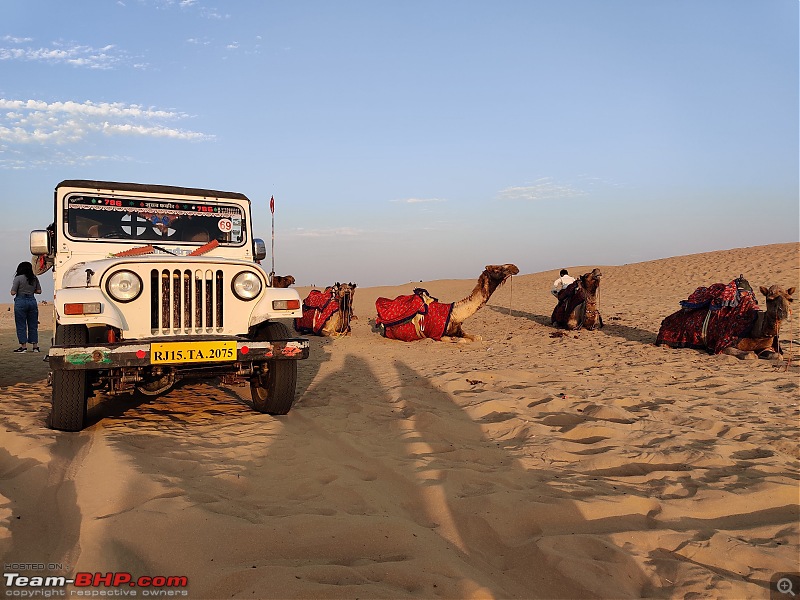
[152, 245, 178, 256]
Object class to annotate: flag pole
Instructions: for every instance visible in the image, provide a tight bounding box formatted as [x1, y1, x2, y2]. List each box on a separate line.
[270, 195, 275, 284]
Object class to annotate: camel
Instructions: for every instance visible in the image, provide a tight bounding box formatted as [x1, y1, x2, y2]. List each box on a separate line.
[295, 282, 357, 337]
[723, 286, 795, 359]
[551, 268, 604, 330]
[376, 264, 519, 342]
[657, 279, 794, 359]
[271, 274, 295, 288]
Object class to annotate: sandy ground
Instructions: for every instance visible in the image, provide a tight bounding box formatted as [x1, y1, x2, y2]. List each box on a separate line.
[0, 242, 798, 599]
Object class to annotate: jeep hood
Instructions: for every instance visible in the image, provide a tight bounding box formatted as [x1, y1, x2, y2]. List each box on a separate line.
[60, 255, 266, 289]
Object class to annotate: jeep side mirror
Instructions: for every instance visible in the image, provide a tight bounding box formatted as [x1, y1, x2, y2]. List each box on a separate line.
[253, 238, 267, 261]
[30, 230, 49, 255]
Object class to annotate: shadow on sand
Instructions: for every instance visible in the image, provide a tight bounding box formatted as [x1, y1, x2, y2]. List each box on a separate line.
[488, 304, 657, 344]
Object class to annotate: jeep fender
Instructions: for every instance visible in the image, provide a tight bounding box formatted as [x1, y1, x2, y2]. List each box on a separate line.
[55, 287, 127, 329]
[248, 287, 304, 328]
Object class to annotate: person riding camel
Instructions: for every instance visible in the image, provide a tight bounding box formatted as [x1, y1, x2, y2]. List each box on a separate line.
[551, 269, 575, 298]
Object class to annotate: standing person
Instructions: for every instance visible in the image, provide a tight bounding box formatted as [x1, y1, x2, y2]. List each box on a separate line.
[10, 261, 42, 353]
[551, 268, 575, 298]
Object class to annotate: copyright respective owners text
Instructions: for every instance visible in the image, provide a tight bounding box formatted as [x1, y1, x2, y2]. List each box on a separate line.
[2, 564, 189, 597]
[773, 573, 800, 600]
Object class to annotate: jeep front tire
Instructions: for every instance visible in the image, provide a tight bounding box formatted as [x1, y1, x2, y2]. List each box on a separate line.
[249, 322, 297, 415]
[50, 324, 90, 431]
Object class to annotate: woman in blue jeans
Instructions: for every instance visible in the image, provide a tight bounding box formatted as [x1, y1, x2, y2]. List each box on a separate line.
[10, 261, 42, 353]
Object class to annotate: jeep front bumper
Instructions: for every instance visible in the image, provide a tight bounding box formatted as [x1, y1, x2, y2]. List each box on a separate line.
[48, 337, 310, 370]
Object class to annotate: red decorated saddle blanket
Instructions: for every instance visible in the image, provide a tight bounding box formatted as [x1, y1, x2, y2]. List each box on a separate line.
[551, 280, 586, 326]
[375, 288, 453, 341]
[295, 288, 340, 335]
[656, 280, 760, 354]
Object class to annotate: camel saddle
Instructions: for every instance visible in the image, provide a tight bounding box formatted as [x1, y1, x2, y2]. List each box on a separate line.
[294, 288, 341, 335]
[375, 288, 453, 342]
[656, 278, 761, 354]
[551, 280, 586, 326]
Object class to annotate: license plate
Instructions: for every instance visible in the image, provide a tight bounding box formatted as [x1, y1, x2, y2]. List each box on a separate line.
[151, 341, 237, 364]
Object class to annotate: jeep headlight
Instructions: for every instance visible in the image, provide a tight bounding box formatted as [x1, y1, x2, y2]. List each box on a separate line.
[232, 271, 262, 301]
[106, 270, 143, 303]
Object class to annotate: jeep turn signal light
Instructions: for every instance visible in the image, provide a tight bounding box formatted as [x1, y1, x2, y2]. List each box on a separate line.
[272, 299, 300, 311]
[64, 302, 102, 315]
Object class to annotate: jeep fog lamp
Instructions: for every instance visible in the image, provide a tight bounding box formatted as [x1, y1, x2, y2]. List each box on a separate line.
[106, 270, 143, 303]
[232, 271, 262, 301]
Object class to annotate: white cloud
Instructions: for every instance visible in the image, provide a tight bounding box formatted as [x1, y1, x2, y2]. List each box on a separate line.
[0, 149, 127, 170]
[133, 0, 229, 18]
[0, 39, 135, 70]
[0, 98, 213, 168]
[199, 7, 229, 19]
[495, 178, 587, 202]
[3, 35, 33, 43]
[101, 122, 208, 140]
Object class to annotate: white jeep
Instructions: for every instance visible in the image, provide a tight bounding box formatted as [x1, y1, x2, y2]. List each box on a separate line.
[31, 180, 309, 431]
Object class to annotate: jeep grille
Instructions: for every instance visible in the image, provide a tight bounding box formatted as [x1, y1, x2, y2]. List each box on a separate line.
[151, 269, 224, 334]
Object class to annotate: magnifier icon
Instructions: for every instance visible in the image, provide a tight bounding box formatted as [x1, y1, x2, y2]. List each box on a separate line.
[778, 577, 797, 597]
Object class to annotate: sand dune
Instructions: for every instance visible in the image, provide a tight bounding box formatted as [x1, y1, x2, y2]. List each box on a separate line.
[0, 243, 798, 599]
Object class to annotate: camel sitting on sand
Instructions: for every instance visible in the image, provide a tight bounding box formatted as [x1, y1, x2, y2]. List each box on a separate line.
[656, 278, 794, 359]
[551, 268, 604, 330]
[295, 282, 357, 337]
[271, 275, 295, 288]
[375, 264, 519, 342]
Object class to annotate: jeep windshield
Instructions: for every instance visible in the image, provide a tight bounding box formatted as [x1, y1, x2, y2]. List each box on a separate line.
[65, 193, 246, 245]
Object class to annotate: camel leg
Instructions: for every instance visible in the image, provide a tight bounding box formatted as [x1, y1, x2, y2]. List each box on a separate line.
[566, 305, 583, 330]
[440, 335, 470, 343]
[721, 347, 758, 360]
[726, 337, 779, 360]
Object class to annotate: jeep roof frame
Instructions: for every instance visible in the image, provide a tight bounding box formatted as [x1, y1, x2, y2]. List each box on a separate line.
[56, 180, 250, 202]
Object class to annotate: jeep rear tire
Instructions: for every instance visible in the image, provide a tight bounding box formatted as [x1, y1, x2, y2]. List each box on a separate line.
[50, 324, 90, 431]
[250, 322, 297, 415]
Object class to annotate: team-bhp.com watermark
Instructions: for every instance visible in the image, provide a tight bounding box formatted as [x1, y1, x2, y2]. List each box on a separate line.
[3, 565, 188, 597]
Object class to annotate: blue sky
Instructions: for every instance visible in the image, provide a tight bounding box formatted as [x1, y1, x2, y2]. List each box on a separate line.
[2, 0, 798, 297]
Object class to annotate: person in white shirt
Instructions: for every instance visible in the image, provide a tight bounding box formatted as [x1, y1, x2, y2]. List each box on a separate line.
[551, 269, 575, 297]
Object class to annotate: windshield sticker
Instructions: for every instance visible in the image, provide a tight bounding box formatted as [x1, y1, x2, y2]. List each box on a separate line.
[121, 214, 150, 236]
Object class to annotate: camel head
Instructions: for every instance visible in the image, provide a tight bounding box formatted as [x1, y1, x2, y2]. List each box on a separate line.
[271, 274, 295, 288]
[333, 282, 357, 297]
[579, 268, 602, 295]
[480, 264, 520, 297]
[759, 285, 795, 321]
[333, 282, 357, 312]
[484, 264, 519, 283]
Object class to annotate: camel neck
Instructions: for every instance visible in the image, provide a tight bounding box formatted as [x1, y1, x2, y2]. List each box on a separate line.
[756, 310, 780, 338]
[450, 274, 493, 322]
